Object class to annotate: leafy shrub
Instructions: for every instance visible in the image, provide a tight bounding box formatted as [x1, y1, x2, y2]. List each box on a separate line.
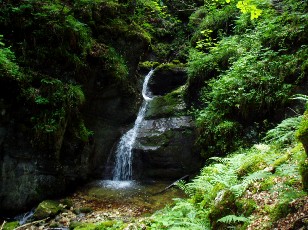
[190, 4, 238, 47]
[0, 35, 20, 79]
[186, 36, 241, 100]
[196, 110, 243, 157]
[208, 50, 292, 121]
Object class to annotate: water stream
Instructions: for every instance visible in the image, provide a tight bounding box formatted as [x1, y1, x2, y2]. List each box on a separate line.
[113, 70, 154, 181]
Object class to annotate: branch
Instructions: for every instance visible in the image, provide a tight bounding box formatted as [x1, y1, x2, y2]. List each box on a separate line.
[15, 218, 49, 230]
[176, 8, 198, 12]
[0, 221, 6, 230]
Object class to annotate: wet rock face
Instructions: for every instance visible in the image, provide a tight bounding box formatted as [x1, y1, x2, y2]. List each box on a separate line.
[148, 66, 187, 96]
[0, 51, 145, 215]
[132, 67, 202, 180]
[0, 134, 67, 215]
[133, 116, 201, 180]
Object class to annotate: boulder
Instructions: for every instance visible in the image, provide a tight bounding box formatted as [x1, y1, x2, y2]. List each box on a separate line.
[133, 116, 202, 180]
[145, 86, 186, 120]
[33, 200, 62, 220]
[148, 64, 187, 96]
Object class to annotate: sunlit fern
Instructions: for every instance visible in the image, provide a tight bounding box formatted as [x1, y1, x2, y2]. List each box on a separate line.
[264, 116, 302, 146]
[217, 214, 250, 224]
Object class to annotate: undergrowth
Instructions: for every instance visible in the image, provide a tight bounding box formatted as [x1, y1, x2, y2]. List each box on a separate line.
[144, 115, 307, 230]
[186, 0, 308, 157]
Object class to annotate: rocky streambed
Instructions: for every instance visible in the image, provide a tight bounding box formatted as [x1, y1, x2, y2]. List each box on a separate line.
[1, 180, 185, 229]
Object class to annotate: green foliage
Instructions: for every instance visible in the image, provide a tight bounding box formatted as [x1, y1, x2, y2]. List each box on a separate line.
[187, 0, 308, 155]
[207, 49, 293, 121]
[217, 214, 249, 224]
[196, 111, 243, 157]
[20, 78, 87, 144]
[150, 199, 210, 229]
[148, 131, 306, 229]
[70, 220, 125, 230]
[103, 46, 129, 83]
[0, 35, 21, 79]
[189, 4, 238, 50]
[75, 121, 94, 142]
[186, 36, 241, 100]
[3, 221, 19, 230]
[296, 110, 308, 153]
[264, 116, 302, 146]
[210, 0, 263, 20]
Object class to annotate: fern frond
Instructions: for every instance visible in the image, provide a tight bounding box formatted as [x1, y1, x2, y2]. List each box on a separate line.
[218, 215, 250, 224]
[231, 170, 271, 197]
[209, 156, 229, 164]
[291, 94, 308, 102]
[243, 170, 271, 184]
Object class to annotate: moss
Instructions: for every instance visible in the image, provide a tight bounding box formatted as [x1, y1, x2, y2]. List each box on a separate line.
[235, 198, 257, 216]
[72, 223, 96, 230]
[139, 131, 171, 147]
[270, 201, 291, 221]
[138, 61, 160, 71]
[145, 86, 186, 119]
[70, 221, 83, 230]
[79, 207, 93, 214]
[33, 200, 62, 220]
[272, 153, 290, 168]
[98, 220, 121, 228]
[61, 198, 74, 209]
[237, 158, 267, 178]
[155, 62, 186, 72]
[3, 221, 19, 230]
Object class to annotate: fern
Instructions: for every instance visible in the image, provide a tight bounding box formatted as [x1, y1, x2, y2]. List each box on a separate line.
[264, 116, 302, 146]
[229, 170, 270, 197]
[218, 215, 250, 224]
[291, 94, 308, 102]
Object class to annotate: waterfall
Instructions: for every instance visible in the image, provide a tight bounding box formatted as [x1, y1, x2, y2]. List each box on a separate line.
[113, 69, 154, 181]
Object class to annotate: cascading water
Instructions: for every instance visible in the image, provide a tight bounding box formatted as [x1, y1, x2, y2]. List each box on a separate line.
[113, 70, 154, 181]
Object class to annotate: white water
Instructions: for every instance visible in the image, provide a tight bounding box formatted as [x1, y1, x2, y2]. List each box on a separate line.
[113, 70, 154, 181]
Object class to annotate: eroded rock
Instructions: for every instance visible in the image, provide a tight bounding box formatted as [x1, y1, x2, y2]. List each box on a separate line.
[133, 116, 202, 180]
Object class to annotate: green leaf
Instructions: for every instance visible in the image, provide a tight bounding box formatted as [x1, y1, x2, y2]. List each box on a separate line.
[218, 215, 250, 224]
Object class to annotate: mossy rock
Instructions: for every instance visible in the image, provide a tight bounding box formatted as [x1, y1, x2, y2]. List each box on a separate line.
[3, 221, 19, 230]
[73, 207, 93, 214]
[270, 201, 292, 221]
[139, 61, 160, 72]
[145, 87, 186, 119]
[235, 198, 257, 216]
[137, 129, 176, 148]
[209, 190, 237, 229]
[33, 200, 62, 220]
[300, 158, 308, 191]
[296, 110, 308, 155]
[149, 63, 188, 96]
[60, 198, 74, 209]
